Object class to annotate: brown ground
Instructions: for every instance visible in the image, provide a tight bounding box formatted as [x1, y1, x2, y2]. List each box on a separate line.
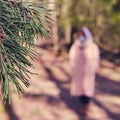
[0, 42, 120, 120]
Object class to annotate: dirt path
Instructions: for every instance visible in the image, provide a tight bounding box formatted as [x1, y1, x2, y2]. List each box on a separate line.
[0, 43, 120, 120]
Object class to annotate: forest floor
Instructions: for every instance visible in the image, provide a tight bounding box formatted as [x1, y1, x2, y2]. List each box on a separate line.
[0, 42, 120, 120]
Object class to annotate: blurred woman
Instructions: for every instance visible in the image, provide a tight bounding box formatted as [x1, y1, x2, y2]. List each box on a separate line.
[69, 27, 100, 116]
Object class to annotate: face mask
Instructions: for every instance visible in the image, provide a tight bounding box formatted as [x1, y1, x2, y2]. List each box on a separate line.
[78, 36, 86, 44]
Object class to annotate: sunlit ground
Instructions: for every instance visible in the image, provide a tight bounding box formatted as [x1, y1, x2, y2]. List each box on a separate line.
[0, 42, 120, 120]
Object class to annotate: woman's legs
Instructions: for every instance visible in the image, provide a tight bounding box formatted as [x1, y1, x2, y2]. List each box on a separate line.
[79, 95, 91, 105]
[79, 95, 91, 116]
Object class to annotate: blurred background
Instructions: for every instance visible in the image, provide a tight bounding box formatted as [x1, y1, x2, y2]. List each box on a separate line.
[33, 0, 120, 64]
[39, 0, 120, 54]
[0, 0, 120, 120]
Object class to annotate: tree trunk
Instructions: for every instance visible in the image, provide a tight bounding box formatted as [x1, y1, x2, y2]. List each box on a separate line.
[94, 15, 104, 44]
[65, 21, 71, 45]
[49, 0, 59, 51]
[61, 0, 71, 45]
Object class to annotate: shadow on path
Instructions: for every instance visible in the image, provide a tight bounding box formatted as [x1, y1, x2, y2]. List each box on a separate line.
[39, 56, 81, 116]
[45, 67, 81, 115]
[96, 74, 120, 96]
[95, 74, 120, 120]
[25, 55, 82, 119]
[25, 47, 120, 120]
[41, 55, 120, 120]
[4, 101, 20, 120]
[93, 98, 120, 120]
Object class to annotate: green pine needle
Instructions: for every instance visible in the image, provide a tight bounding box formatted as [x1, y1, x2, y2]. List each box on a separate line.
[0, 0, 53, 102]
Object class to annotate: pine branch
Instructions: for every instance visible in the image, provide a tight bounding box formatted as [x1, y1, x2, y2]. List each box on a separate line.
[0, 0, 52, 102]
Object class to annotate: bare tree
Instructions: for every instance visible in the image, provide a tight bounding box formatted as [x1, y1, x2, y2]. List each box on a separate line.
[48, 0, 59, 51]
[61, 0, 71, 45]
